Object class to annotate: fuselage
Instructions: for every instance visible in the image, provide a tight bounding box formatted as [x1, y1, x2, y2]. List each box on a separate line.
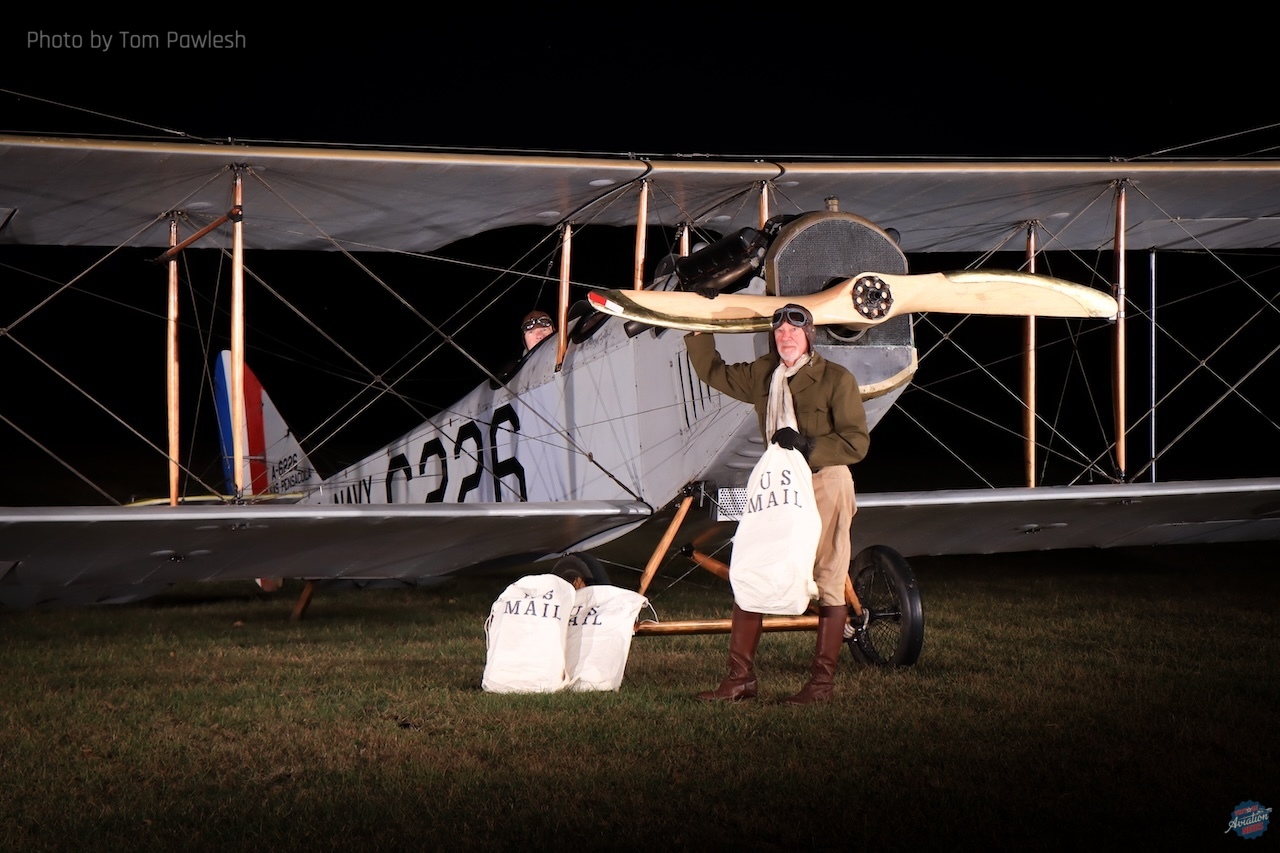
[301, 311, 913, 510]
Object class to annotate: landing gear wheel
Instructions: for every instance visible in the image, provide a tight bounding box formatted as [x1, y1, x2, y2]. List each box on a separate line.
[845, 545, 924, 668]
[554, 553, 612, 586]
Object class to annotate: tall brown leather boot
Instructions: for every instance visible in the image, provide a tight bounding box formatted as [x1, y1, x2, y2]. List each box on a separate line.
[781, 604, 847, 705]
[695, 604, 764, 702]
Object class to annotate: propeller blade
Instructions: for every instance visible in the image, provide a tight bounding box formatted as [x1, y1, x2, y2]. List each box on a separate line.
[588, 271, 1117, 333]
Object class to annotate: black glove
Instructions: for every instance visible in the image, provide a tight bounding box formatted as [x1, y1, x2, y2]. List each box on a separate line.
[694, 284, 720, 299]
[771, 427, 814, 460]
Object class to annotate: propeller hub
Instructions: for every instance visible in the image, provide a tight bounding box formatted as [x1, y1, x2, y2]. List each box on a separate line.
[852, 275, 893, 320]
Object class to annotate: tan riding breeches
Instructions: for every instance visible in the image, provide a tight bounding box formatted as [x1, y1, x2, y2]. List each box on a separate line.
[811, 465, 856, 606]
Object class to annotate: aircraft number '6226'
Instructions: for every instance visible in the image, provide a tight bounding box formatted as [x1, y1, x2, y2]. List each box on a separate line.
[335, 404, 527, 504]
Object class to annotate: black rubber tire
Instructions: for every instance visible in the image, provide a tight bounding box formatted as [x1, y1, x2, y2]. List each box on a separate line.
[845, 545, 924, 668]
[554, 553, 612, 586]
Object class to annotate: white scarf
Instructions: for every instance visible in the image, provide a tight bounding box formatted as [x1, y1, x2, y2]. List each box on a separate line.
[765, 353, 810, 436]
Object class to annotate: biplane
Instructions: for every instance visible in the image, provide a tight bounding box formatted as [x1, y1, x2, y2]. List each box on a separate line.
[2, 125, 1280, 651]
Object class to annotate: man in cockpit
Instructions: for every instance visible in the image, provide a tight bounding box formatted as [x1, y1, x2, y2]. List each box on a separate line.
[521, 310, 555, 351]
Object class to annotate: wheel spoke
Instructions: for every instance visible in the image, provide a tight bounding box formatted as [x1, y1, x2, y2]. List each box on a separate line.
[845, 545, 925, 668]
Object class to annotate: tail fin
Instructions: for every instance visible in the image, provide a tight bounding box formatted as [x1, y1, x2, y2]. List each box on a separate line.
[213, 351, 320, 499]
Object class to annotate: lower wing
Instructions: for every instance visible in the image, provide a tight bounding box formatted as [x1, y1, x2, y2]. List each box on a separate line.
[851, 477, 1280, 556]
[0, 501, 650, 606]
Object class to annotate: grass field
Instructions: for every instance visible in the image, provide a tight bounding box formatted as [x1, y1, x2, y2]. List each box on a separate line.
[2, 542, 1277, 851]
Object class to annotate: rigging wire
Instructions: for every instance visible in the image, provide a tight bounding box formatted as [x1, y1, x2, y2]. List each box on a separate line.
[3, 334, 225, 497]
[0, 87, 222, 144]
[0, 411, 120, 504]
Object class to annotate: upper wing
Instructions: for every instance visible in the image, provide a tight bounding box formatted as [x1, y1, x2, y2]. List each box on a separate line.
[0, 501, 650, 607]
[5, 134, 1280, 254]
[850, 478, 1280, 557]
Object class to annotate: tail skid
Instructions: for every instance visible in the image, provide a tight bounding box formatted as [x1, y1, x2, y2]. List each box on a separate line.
[213, 351, 320, 500]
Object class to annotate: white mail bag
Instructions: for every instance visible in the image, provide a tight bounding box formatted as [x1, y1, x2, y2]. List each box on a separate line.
[565, 585, 649, 692]
[482, 573, 576, 693]
[728, 442, 821, 615]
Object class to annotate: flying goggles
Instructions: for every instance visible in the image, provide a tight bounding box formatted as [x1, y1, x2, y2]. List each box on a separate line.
[770, 305, 812, 329]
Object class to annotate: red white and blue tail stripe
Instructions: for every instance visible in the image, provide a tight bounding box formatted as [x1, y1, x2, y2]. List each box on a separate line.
[213, 351, 319, 499]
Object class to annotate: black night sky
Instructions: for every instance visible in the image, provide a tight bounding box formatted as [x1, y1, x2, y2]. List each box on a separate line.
[6, 20, 1276, 158]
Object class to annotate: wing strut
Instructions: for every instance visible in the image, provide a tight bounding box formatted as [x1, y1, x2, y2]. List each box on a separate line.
[150, 191, 248, 503]
[1023, 223, 1037, 488]
[231, 171, 246, 494]
[632, 180, 647, 290]
[556, 223, 570, 371]
[1113, 181, 1128, 479]
[166, 218, 180, 506]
